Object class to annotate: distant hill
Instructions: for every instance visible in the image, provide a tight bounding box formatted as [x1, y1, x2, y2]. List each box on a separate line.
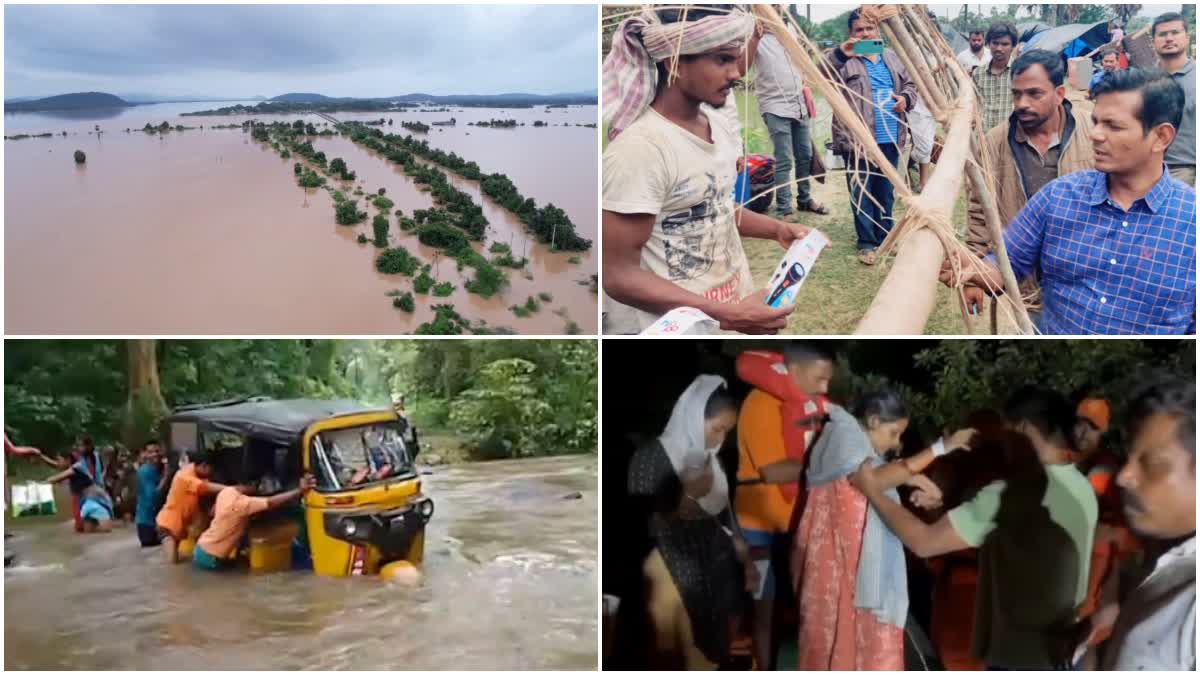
[5, 92, 132, 112]
[271, 93, 337, 103]
[383, 92, 597, 105]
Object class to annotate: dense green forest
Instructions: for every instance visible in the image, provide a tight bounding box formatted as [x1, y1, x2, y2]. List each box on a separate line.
[818, 339, 1193, 445]
[5, 340, 597, 462]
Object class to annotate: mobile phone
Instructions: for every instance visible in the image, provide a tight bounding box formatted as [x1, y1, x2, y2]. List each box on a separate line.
[854, 38, 885, 55]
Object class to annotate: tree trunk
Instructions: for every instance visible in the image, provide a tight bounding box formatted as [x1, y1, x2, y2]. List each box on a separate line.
[122, 340, 168, 449]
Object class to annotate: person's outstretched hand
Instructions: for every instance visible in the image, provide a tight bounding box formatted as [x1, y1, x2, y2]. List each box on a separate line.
[906, 474, 944, 510]
[847, 458, 878, 494]
[774, 220, 813, 248]
[299, 473, 317, 493]
[946, 428, 979, 452]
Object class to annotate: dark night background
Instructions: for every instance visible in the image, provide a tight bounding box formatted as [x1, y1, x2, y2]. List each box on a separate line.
[601, 338, 1193, 669]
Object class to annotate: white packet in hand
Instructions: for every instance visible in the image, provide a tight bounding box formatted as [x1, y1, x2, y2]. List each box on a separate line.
[640, 307, 720, 335]
[764, 229, 830, 309]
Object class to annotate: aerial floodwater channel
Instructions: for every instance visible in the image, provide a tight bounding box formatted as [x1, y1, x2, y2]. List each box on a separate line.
[4, 103, 598, 334]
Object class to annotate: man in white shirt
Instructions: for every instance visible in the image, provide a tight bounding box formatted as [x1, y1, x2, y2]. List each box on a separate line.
[602, 7, 814, 335]
[1101, 377, 1195, 671]
[755, 26, 827, 217]
[957, 28, 991, 73]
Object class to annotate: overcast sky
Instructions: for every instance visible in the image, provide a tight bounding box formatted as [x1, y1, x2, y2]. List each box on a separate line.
[799, 3, 1186, 24]
[5, 4, 598, 99]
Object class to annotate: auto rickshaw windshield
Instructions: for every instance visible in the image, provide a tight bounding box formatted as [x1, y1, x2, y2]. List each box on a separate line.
[311, 422, 414, 491]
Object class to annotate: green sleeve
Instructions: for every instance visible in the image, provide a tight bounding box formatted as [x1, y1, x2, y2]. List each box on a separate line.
[948, 480, 1005, 547]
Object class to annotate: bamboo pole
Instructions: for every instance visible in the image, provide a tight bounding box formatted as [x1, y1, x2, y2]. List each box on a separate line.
[752, 4, 909, 191]
[887, 8, 1034, 334]
[856, 229, 948, 334]
[881, 17, 950, 113]
[907, 9, 964, 98]
[879, 21, 944, 118]
[857, 84, 974, 334]
[964, 149, 1033, 333]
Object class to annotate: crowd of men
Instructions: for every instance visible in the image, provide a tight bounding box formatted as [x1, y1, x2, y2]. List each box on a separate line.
[601, 7, 1196, 335]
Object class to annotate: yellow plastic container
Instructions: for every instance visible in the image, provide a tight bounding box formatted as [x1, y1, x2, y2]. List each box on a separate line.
[248, 521, 300, 574]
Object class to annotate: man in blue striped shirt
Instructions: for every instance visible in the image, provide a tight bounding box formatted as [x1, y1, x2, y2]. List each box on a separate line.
[946, 68, 1195, 335]
[823, 10, 917, 266]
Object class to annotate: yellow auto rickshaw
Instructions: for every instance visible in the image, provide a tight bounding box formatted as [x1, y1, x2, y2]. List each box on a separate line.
[163, 397, 432, 578]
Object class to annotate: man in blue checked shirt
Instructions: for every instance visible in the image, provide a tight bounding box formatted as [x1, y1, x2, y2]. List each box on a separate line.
[945, 68, 1196, 335]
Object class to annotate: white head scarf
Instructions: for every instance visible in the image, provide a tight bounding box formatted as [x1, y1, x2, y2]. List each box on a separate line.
[658, 374, 732, 515]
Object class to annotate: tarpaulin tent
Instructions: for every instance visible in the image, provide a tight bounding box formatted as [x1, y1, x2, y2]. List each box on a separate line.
[1025, 22, 1112, 58]
[1017, 21, 1052, 46]
[935, 18, 969, 54]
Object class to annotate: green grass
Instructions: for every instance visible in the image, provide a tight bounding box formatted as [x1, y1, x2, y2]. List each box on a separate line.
[734, 87, 982, 335]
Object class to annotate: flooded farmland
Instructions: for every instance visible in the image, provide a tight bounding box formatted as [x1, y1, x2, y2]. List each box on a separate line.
[4, 103, 598, 334]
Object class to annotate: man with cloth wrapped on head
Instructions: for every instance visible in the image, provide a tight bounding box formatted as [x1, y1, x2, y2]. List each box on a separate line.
[602, 6, 818, 336]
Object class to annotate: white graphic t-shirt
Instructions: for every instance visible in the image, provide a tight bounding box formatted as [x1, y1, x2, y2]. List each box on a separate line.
[602, 106, 754, 334]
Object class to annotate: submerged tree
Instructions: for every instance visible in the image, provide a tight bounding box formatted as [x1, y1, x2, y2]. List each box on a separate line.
[372, 214, 390, 248]
[335, 200, 368, 226]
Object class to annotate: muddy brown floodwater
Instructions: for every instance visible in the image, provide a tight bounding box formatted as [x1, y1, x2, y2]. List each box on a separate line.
[4, 455, 597, 670]
[4, 103, 598, 334]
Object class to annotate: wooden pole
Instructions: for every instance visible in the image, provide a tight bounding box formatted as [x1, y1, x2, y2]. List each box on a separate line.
[859, 13, 981, 334]
[879, 21, 944, 117]
[753, 4, 910, 191]
[856, 229, 947, 334]
[881, 18, 950, 113]
[888, 6, 1034, 334]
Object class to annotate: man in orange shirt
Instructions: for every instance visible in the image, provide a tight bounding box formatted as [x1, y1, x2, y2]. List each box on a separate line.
[156, 450, 227, 564]
[735, 342, 836, 669]
[1072, 397, 1140, 664]
[192, 474, 315, 570]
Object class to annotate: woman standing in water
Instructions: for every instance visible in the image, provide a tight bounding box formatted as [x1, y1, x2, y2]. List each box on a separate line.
[628, 375, 757, 670]
[793, 389, 974, 669]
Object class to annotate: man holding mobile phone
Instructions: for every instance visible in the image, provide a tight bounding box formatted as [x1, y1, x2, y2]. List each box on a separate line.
[820, 9, 917, 266]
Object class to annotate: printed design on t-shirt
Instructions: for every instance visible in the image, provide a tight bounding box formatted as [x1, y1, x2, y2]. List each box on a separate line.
[661, 173, 723, 281]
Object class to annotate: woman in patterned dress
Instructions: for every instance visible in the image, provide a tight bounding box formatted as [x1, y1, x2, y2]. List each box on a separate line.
[628, 374, 757, 669]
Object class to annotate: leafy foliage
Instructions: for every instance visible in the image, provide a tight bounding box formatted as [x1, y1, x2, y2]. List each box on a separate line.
[425, 342, 597, 458]
[372, 214, 390, 248]
[335, 200, 367, 225]
[824, 340, 1194, 445]
[5, 340, 597, 462]
[392, 292, 415, 313]
[413, 270, 435, 294]
[297, 169, 325, 188]
[375, 247, 421, 276]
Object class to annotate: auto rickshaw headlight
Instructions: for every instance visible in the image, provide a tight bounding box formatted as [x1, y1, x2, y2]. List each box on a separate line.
[417, 497, 434, 521]
[342, 520, 359, 537]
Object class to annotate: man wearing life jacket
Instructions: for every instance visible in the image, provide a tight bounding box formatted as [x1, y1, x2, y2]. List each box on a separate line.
[734, 342, 836, 669]
[1072, 397, 1141, 665]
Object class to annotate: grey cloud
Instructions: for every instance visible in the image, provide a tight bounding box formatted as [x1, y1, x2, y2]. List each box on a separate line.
[4, 4, 598, 98]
